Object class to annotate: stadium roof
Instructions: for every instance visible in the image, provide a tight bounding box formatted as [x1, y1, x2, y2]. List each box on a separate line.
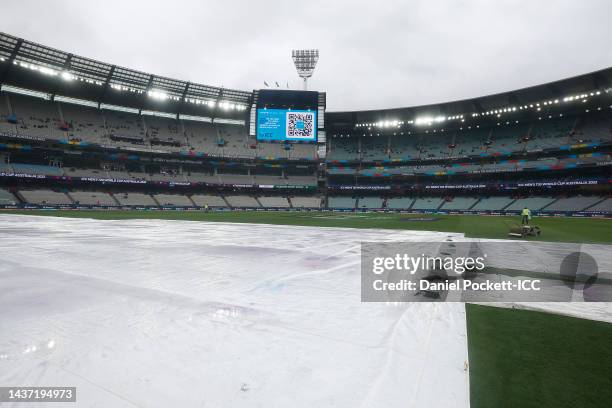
[1, 31, 611, 129]
[327, 67, 612, 131]
[0, 32, 251, 117]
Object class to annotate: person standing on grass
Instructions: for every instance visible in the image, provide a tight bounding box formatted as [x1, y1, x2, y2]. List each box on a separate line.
[521, 207, 531, 225]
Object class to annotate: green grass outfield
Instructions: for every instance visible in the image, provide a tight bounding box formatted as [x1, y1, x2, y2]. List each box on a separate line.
[1, 209, 610, 244]
[467, 304, 612, 408]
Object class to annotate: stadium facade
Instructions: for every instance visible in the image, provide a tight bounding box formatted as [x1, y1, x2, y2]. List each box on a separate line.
[0, 32, 610, 216]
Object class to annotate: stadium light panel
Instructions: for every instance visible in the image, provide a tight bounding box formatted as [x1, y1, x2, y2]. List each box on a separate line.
[178, 114, 213, 123]
[292, 49, 319, 90]
[141, 110, 176, 119]
[0, 84, 50, 100]
[415, 115, 445, 126]
[16, 61, 58, 77]
[147, 90, 169, 101]
[100, 103, 139, 114]
[54, 95, 98, 108]
[61, 72, 74, 81]
[213, 118, 245, 125]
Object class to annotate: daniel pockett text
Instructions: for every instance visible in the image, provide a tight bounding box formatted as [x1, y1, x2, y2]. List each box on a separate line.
[360, 241, 612, 302]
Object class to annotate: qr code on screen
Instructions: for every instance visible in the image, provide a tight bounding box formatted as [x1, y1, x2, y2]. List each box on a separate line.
[287, 112, 314, 138]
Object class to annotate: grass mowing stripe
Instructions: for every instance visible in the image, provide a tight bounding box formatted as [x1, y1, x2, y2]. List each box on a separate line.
[466, 304, 612, 408]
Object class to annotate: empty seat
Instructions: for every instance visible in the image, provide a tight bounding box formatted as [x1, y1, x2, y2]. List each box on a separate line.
[328, 197, 356, 209]
[544, 196, 603, 212]
[505, 197, 556, 211]
[471, 197, 515, 211]
[386, 197, 415, 209]
[190, 194, 228, 207]
[154, 194, 193, 207]
[0, 188, 17, 205]
[439, 197, 479, 210]
[224, 195, 260, 208]
[11, 163, 63, 176]
[291, 196, 321, 208]
[20, 189, 72, 205]
[258, 197, 290, 208]
[358, 197, 384, 209]
[584, 198, 612, 213]
[115, 193, 157, 206]
[411, 197, 444, 210]
[70, 191, 117, 206]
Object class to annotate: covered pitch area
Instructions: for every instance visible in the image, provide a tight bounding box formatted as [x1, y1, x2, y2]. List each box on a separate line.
[1, 213, 611, 407]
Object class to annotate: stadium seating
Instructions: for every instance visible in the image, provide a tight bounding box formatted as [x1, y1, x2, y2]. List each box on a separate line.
[390, 137, 420, 160]
[0, 188, 17, 205]
[154, 194, 194, 207]
[60, 102, 107, 144]
[258, 196, 290, 208]
[0, 161, 12, 173]
[183, 121, 223, 156]
[0, 76, 609, 218]
[0, 35, 610, 225]
[357, 197, 384, 209]
[505, 197, 556, 211]
[143, 115, 184, 150]
[19, 189, 72, 205]
[10, 94, 63, 140]
[543, 196, 603, 212]
[528, 117, 574, 150]
[11, 163, 64, 176]
[411, 197, 444, 210]
[290, 143, 318, 160]
[290, 196, 321, 208]
[584, 198, 612, 212]
[0, 93, 312, 160]
[103, 109, 145, 144]
[224, 195, 260, 208]
[328, 196, 356, 209]
[328, 112, 612, 163]
[114, 193, 157, 206]
[572, 114, 612, 144]
[439, 197, 479, 210]
[0, 92, 17, 135]
[216, 124, 255, 159]
[360, 138, 388, 161]
[386, 197, 415, 209]
[470, 197, 515, 211]
[3, 87, 611, 165]
[70, 191, 117, 206]
[190, 194, 228, 207]
[327, 137, 358, 161]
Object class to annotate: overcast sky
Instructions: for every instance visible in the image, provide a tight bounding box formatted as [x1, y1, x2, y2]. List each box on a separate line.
[2, 0, 611, 111]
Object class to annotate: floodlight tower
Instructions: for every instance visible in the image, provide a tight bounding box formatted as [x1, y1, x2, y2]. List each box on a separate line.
[292, 49, 319, 90]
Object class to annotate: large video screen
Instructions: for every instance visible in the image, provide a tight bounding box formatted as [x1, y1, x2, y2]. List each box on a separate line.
[257, 109, 317, 142]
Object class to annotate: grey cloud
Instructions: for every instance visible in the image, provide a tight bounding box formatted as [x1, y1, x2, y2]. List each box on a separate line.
[1, 0, 610, 111]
